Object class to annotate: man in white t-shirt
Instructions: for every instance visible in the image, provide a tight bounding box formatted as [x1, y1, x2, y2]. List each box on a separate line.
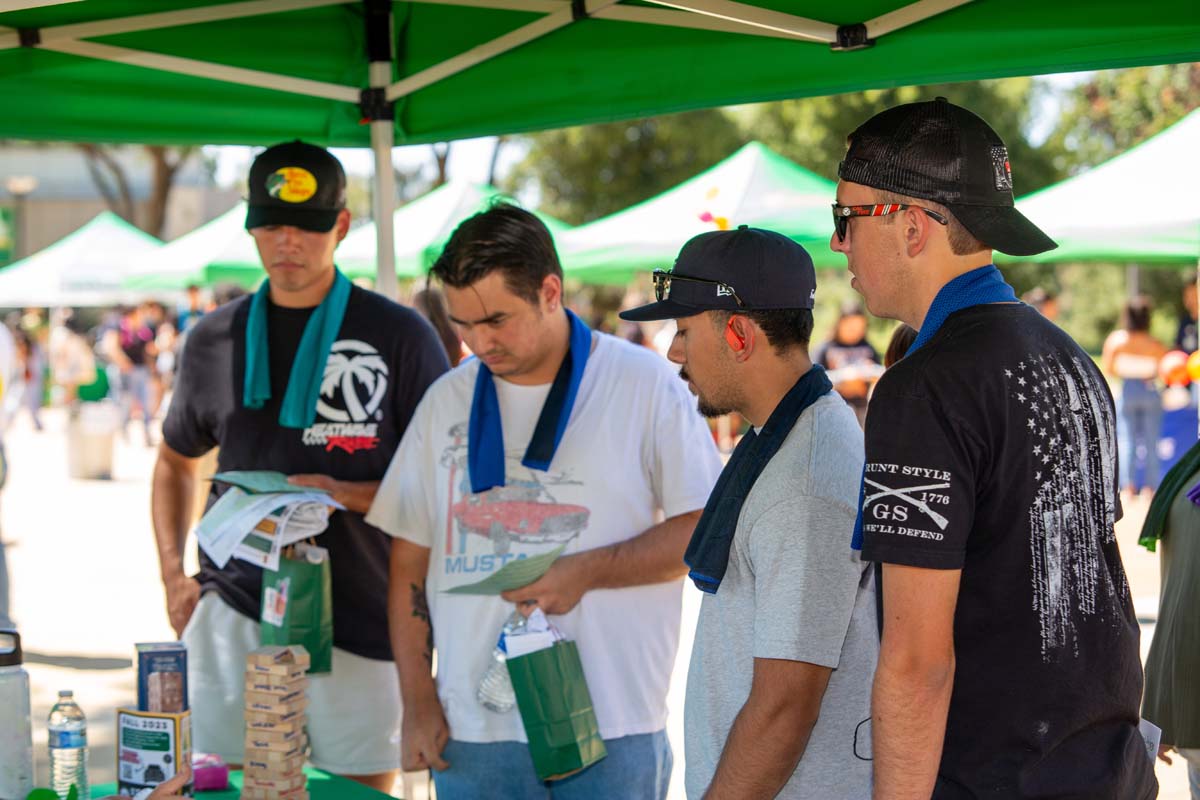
[366, 203, 722, 799]
[620, 228, 875, 799]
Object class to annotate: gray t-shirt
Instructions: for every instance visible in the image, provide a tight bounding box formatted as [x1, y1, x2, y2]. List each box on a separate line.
[684, 392, 877, 799]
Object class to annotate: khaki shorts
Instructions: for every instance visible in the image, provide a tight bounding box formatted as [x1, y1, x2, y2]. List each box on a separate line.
[182, 592, 401, 775]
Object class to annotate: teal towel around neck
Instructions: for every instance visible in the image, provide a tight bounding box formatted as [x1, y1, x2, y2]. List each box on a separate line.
[242, 269, 352, 429]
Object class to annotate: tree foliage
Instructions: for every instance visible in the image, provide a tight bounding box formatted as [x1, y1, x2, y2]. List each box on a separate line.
[505, 109, 743, 225]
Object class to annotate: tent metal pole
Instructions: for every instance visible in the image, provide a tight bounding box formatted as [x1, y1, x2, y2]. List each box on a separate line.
[365, 0, 398, 300]
[864, 0, 972, 39]
[639, 0, 837, 42]
[385, 0, 620, 102]
[1126, 264, 1139, 299]
[38, 39, 358, 101]
[0, 0, 83, 12]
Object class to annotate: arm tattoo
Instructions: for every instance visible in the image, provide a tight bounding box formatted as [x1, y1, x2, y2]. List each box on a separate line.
[410, 582, 434, 664]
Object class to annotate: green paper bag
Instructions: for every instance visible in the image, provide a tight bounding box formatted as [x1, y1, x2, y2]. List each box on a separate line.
[506, 640, 607, 781]
[260, 548, 333, 674]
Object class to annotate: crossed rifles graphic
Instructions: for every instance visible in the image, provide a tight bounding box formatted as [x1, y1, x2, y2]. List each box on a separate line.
[864, 478, 951, 531]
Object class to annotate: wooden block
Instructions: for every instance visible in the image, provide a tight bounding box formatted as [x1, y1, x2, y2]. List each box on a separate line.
[242, 771, 307, 793]
[243, 710, 305, 733]
[244, 673, 309, 695]
[244, 725, 305, 751]
[244, 738, 306, 764]
[243, 753, 305, 778]
[246, 645, 310, 671]
[240, 786, 308, 800]
[244, 687, 308, 715]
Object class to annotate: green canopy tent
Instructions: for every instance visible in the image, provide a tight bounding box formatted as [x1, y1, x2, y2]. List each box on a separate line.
[0, 0, 1197, 295]
[338, 179, 572, 278]
[558, 141, 838, 284]
[124, 202, 266, 291]
[998, 107, 1200, 266]
[0, 211, 162, 307]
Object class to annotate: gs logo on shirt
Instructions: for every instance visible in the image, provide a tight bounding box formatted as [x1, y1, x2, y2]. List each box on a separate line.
[302, 339, 387, 454]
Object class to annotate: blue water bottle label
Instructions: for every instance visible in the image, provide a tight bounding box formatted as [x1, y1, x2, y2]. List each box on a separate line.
[49, 729, 86, 748]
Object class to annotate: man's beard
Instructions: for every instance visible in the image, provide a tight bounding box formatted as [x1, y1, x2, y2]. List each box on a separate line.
[679, 367, 733, 419]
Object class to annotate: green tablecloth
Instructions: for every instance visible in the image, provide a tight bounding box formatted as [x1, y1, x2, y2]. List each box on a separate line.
[94, 766, 392, 798]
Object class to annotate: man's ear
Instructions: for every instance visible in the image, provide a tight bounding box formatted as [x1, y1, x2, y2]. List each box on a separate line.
[727, 314, 756, 362]
[540, 273, 564, 312]
[904, 206, 934, 258]
[334, 209, 352, 243]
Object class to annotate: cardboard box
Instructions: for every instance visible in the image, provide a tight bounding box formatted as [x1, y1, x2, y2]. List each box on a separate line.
[136, 642, 188, 713]
[116, 708, 193, 797]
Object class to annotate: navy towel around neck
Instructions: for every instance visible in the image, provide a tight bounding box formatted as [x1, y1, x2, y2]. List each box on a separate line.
[467, 309, 592, 494]
[685, 365, 833, 594]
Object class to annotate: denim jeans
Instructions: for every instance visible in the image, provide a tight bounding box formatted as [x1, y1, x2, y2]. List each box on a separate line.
[1178, 748, 1200, 800]
[1118, 379, 1163, 490]
[432, 729, 672, 800]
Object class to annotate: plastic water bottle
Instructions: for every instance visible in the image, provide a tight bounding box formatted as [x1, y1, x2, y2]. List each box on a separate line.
[48, 690, 89, 800]
[0, 630, 34, 800]
[476, 611, 525, 713]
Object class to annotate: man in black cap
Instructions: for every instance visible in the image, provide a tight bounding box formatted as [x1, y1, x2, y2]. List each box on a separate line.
[833, 99, 1157, 798]
[620, 227, 876, 800]
[152, 141, 448, 790]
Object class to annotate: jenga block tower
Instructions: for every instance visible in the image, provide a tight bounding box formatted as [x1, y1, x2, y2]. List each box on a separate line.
[242, 646, 310, 800]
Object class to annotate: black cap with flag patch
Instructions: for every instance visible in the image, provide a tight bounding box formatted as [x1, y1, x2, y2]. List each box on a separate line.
[619, 226, 816, 322]
[246, 140, 347, 233]
[838, 98, 1056, 257]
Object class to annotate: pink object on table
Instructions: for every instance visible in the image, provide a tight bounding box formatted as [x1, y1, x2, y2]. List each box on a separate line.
[192, 753, 230, 791]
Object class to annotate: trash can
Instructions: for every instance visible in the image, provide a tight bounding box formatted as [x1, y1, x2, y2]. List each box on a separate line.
[67, 400, 119, 480]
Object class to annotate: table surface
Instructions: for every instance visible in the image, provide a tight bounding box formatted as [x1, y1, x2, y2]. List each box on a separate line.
[94, 766, 393, 799]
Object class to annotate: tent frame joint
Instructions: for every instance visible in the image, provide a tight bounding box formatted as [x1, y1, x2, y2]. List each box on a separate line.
[831, 23, 873, 51]
[359, 86, 393, 122]
[17, 27, 40, 47]
[571, 0, 589, 20]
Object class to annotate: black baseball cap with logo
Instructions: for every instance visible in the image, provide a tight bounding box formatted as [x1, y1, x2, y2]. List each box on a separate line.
[619, 226, 816, 322]
[838, 97, 1056, 257]
[245, 140, 347, 233]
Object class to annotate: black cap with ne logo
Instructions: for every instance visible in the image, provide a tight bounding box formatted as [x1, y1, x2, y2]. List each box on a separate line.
[619, 225, 816, 322]
[838, 97, 1056, 256]
[245, 140, 347, 233]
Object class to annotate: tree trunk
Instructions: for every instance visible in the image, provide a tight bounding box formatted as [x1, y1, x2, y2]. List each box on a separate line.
[432, 142, 451, 187]
[144, 145, 195, 238]
[77, 144, 136, 225]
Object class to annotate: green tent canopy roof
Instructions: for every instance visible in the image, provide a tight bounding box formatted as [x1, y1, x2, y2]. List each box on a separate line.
[338, 180, 572, 278]
[0, 211, 162, 307]
[559, 141, 839, 283]
[1000, 108, 1200, 266]
[0, 1, 1196, 147]
[124, 202, 264, 291]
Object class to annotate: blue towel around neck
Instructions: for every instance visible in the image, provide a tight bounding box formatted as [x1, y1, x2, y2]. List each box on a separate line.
[851, 264, 1017, 550]
[467, 309, 592, 494]
[685, 365, 834, 594]
[242, 269, 352, 429]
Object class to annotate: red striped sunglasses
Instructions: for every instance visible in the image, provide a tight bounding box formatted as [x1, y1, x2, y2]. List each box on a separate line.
[832, 203, 948, 242]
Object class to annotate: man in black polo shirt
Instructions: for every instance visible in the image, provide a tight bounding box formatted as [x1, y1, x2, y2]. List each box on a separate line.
[832, 99, 1157, 799]
[152, 141, 448, 791]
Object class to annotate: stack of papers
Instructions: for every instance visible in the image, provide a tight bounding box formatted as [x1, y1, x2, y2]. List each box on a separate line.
[196, 471, 344, 571]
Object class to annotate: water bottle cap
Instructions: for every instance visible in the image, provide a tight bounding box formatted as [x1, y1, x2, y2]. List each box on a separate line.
[58, 690, 73, 698]
[0, 629, 21, 667]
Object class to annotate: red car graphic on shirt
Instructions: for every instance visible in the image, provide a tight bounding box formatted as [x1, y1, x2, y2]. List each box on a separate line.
[452, 484, 590, 556]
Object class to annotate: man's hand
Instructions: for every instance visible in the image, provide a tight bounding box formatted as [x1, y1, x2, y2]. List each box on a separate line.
[163, 574, 200, 638]
[500, 554, 589, 615]
[287, 474, 379, 515]
[147, 763, 192, 799]
[1157, 744, 1175, 765]
[401, 695, 450, 772]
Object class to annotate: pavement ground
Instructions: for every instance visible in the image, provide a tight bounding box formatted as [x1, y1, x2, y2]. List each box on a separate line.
[3, 407, 1192, 798]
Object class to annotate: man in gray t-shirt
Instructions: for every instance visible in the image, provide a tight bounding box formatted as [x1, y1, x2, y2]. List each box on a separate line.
[620, 227, 876, 799]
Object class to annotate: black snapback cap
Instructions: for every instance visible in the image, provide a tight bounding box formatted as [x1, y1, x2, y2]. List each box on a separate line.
[838, 98, 1056, 257]
[246, 140, 347, 233]
[619, 226, 816, 322]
